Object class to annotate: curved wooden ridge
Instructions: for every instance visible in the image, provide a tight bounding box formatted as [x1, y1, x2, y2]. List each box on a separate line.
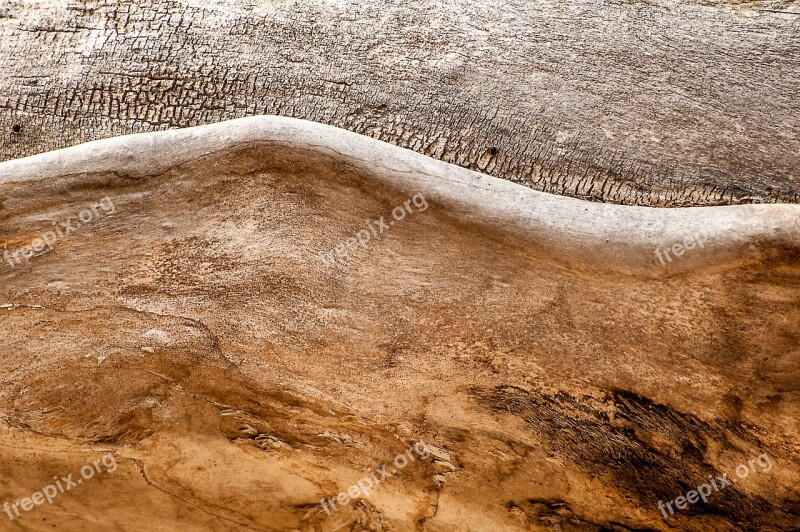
[0, 117, 797, 530]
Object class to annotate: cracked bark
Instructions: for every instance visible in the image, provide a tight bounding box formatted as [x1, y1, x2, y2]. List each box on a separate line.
[1, 0, 799, 206]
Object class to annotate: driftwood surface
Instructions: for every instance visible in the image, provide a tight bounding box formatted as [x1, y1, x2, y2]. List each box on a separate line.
[0, 117, 797, 530]
[1, 0, 800, 206]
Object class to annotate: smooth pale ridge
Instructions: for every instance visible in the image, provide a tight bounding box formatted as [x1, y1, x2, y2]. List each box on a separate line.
[0, 115, 797, 276]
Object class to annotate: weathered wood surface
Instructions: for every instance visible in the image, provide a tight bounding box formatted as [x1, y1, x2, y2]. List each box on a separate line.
[0, 117, 798, 530]
[1, 0, 799, 206]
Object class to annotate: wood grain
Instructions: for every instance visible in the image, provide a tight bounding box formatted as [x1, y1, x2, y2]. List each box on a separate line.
[0, 117, 797, 530]
[1, 1, 799, 206]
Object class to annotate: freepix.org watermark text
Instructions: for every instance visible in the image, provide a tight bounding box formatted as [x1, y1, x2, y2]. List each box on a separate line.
[3, 196, 116, 269]
[3, 454, 117, 521]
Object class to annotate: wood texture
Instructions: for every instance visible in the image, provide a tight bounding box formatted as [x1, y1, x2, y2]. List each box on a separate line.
[1, 0, 799, 206]
[0, 117, 797, 530]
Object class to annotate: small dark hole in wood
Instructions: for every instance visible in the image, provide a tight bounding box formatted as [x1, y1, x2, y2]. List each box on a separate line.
[11, 124, 21, 133]
[489, 147, 498, 156]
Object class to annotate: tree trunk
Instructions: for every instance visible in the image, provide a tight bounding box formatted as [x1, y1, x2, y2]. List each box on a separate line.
[1, 0, 799, 206]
